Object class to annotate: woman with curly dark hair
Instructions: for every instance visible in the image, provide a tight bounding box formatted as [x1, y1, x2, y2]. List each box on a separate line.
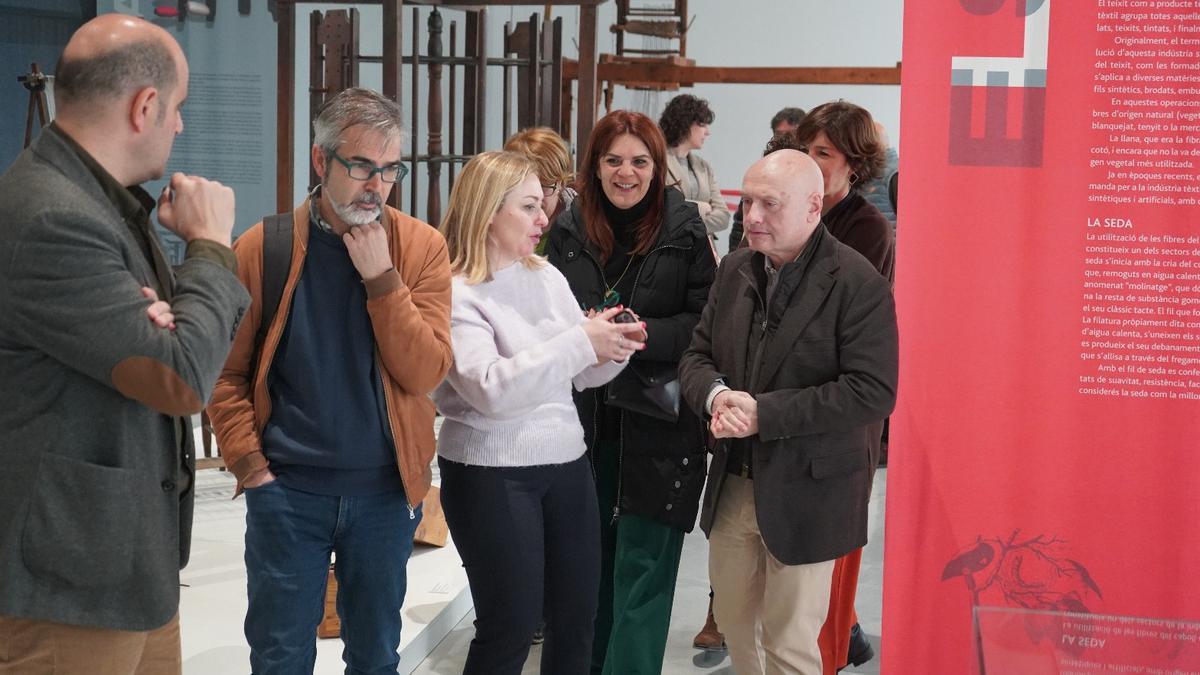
[658, 94, 730, 239]
[794, 100, 895, 283]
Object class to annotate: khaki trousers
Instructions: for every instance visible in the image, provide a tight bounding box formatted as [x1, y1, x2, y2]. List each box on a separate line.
[0, 612, 181, 675]
[709, 476, 836, 675]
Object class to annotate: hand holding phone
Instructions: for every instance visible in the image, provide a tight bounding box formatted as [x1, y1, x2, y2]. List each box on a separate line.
[583, 306, 646, 364]
[611, 308, 647, 342]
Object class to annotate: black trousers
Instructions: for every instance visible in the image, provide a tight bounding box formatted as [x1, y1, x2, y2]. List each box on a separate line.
[439, 455, 601, 675]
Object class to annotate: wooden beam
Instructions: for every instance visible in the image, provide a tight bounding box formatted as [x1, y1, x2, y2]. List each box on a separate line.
[383, 1, 404, 105]
[196, 457, 226, 471]
[277, 0, 295, 213]
[575, 4, 599, 164]
[542, 16, 563, 131]
[474, 9, 488, 151]
[462, 10, 480, 155]
[383, 0, 404, 212]
[564, 60, 902, 86]
[427, 7, 444, 225]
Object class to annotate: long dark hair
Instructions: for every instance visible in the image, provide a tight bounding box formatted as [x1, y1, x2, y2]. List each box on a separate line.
[577, 110, 668, 262]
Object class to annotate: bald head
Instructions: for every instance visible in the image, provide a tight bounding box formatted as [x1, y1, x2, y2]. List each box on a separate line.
[52, 15, 190, 186]
[748, 149, 824, 201]
[54, 14, 182, 116]
[874, 121, 890, 148]
[740, 150, 825, 267]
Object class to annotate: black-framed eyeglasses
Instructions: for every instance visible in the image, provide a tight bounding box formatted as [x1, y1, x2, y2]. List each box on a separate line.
[541, 183, 561, 198]
[329, 151, 409, 183]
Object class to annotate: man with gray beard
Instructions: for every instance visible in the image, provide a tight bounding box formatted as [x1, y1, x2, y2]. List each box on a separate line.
[207, 87, 452, 675]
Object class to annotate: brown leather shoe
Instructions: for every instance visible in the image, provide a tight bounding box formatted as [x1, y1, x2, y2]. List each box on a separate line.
[692, 603, 726, 651]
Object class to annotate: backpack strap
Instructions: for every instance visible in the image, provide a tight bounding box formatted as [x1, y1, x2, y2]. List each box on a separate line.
[252, 212, 294, 381]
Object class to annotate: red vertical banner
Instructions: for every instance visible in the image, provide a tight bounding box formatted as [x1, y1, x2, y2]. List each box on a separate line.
[886, 0, 1200, 672]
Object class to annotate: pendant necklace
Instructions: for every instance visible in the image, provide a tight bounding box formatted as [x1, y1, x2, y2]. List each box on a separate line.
[599, 251, 638, 310]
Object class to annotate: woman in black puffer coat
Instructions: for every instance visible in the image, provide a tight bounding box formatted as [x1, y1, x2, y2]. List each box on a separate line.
[547, 110, 715, 675]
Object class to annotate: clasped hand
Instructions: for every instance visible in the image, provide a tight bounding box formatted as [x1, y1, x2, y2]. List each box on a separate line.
[710, 390, 758, 439]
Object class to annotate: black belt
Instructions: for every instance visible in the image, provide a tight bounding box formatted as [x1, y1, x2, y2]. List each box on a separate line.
[725, 441, 753, 479]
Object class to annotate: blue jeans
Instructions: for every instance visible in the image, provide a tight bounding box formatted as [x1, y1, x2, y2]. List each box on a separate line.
[243, 480, 421, 675]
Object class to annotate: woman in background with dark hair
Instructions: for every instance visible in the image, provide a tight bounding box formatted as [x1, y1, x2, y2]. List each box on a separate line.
[794, 100, 894, 283]
[547, 110, 715, 675]
[658, 94, 730, 239]
[795, 100, 893, 673]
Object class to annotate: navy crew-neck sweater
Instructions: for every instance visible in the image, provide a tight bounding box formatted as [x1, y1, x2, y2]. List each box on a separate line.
[260, 220, 403, 496]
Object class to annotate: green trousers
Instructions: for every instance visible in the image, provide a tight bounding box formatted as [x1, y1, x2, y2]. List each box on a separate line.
[591, 438, 685, 675]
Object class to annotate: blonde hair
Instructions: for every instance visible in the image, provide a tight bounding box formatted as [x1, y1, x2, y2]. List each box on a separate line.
[439, 151, 544, 284]
[503, 127, 573, 187]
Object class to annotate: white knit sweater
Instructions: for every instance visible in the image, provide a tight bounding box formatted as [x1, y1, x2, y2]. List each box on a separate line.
[432, 260, 626, 467]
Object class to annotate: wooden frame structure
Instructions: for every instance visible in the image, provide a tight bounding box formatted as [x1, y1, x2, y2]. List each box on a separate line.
[578, 62, 903, 87]
[275, 1, 901, 205]
[564, 60, 903, 126]
[301, 5, 564, 225]
[274, 0, 604, 219]
[614, 0, 687, 58]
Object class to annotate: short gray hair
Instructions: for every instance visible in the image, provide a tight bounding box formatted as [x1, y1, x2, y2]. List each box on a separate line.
[312, 87, 406, 155]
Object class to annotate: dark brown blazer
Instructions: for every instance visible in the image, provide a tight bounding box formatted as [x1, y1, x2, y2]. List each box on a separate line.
[679, 227, 898, 565]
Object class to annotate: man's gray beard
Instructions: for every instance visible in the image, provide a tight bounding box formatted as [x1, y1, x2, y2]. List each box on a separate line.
[333, 193, 382, 226]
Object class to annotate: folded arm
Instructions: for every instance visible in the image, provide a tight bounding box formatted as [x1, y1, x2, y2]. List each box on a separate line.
[8, 211, 248, 417]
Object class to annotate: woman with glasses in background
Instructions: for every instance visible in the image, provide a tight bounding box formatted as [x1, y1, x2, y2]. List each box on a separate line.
[505, 127, 576, 254]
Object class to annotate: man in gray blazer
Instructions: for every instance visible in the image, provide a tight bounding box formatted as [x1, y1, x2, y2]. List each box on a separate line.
[680, 150, 898, 674]
[0, 14, 249, 674]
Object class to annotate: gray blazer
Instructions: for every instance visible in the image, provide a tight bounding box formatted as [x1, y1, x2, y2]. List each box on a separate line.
[0, 128, 249, 630]
[665, 151, 731, 236]
[680, 229, 898, 565]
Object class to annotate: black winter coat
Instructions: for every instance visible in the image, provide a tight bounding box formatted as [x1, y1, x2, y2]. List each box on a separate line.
[547, 189, 716, 531]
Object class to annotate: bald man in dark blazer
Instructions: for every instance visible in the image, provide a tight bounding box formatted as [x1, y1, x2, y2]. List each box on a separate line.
[680, 150, 897, 675]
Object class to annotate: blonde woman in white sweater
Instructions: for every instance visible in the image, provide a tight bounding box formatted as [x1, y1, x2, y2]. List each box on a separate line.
[433, 151, 648, 675]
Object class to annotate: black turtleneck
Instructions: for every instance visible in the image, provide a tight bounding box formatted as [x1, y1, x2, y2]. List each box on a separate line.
[601, 188, 654, 251]
[599, 188, 656, 302]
